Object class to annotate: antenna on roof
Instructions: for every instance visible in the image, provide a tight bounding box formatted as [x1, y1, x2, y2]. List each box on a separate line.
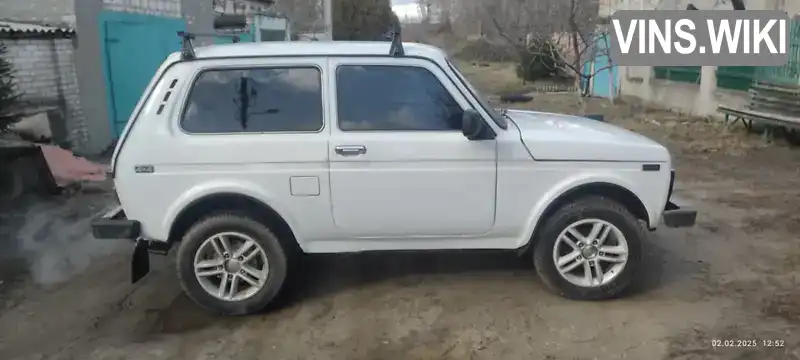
[388, 25, 404, 56]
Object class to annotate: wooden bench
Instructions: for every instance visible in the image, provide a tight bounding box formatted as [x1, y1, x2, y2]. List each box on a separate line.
[717, 81, 800, 144]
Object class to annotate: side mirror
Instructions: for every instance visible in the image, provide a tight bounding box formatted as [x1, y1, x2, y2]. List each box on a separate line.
[461, 109, 493, 140]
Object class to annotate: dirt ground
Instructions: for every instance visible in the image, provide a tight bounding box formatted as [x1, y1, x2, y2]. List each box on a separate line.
[1, 64, 799, 360]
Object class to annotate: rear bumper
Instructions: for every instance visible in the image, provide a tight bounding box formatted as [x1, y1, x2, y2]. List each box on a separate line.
[91, 205, 168, 283]
[91, 206, 140, 239]
[662, 170, 697, 228]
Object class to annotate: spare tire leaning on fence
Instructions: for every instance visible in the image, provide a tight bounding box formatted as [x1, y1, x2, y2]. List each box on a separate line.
[499, 94, 534, 104]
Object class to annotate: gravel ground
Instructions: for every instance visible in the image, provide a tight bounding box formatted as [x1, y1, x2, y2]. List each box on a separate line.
[0, 69, 798, 360]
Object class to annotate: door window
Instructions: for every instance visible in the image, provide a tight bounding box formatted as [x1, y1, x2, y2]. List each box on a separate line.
[335, 65, 463, 131]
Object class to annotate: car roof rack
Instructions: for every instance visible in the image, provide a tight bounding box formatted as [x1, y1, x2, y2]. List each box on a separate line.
[179, 14, 249, 61]
[388, 26, 404, 57]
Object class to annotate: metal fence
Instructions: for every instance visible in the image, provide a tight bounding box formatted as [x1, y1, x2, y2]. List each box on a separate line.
[754, 18, 800, 87]
[528, 82, 578, 93]
[652, 19, 800, 91]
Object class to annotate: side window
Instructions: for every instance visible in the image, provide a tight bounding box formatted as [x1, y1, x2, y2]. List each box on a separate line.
[336, 65, 463, 131]
[181, 67, 323, 133]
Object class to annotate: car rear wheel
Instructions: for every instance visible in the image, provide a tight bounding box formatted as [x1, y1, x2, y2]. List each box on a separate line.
[176, 213, 288, 315]
[533, 196, 644, 300]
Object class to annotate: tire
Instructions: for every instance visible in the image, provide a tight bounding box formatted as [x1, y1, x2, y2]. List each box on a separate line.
[533, 196, 644, 300]
[176, 213, 289, 315]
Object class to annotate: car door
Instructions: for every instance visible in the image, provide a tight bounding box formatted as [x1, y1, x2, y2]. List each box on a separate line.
[327, 57, 498, 238]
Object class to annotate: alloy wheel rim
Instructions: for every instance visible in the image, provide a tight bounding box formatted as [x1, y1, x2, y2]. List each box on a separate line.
[552, 219, 629, 288]
[193, 232, 269, 302]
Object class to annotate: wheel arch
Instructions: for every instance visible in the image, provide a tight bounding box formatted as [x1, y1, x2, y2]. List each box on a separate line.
[167, 192, 304, 253]
[522, 182, 650, 250]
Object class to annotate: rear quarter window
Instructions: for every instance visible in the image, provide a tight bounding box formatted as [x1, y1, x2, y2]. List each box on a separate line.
[180, 66, 323, 133]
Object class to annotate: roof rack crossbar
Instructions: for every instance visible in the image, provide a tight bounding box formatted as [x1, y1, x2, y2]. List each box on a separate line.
[178, 31, 196, 60]
[388, 26, 404, 56]
[178, 31, 242, 61]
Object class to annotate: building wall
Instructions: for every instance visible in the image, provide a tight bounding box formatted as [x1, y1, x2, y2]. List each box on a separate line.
[619, 66, 751, 119]
[214, 0, 274, 16]
[0, 0, 76, 26]
[2, 0, 245, 154]
[784, 1, 800, 15]
[621, 66, 749, 116]
[74, 0, 225, 154]
[3, 37, 89, 148]
[184, 0, 220, 46]
[101, 0, 182, 17]
[74, 0, 185, 154]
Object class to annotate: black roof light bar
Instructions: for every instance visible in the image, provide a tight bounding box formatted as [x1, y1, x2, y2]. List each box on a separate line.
[179, 14, 249, 61]
[214, 14, 248, 30]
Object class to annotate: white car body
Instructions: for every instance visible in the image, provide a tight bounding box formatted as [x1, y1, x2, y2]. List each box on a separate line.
[92, 40, 695, 313]
[107, 41, 679, 252]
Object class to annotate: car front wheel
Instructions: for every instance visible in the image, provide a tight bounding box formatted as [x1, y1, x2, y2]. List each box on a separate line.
[176, 213, 289, 315]
[533, 196, 644, 300]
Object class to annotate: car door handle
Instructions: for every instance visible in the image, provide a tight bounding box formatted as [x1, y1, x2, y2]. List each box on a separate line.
[335, 145, 367, 156]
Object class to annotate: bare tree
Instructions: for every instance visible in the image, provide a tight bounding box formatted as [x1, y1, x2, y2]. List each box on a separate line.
[332, 0, 398, 40]
[416, 0, 456, 27]
[483, 0, 747, 91]
[438, 0, 453, 27]
[486, 0, 608, 99]
[417, 0, 433, 24]
[272, 0, 324, 33]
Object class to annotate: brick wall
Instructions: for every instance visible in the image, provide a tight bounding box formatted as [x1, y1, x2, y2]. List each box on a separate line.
[0, 0, 76, 26]
[215, 0, 272, 16]
[3, 38, 89, 150]
[102, 0, 183, 17]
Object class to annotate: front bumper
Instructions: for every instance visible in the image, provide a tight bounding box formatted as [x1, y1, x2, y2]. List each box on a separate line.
[662, 170, 697, 228]
[91, 206, 167, 283]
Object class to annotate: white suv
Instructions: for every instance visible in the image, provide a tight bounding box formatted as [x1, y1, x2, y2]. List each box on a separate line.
[92, 37, 696, 315]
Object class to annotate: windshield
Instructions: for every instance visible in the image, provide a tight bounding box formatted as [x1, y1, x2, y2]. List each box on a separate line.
[446, 60, 508, 130]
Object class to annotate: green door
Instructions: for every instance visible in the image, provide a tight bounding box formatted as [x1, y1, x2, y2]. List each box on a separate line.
[101, 11, 186, 137]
